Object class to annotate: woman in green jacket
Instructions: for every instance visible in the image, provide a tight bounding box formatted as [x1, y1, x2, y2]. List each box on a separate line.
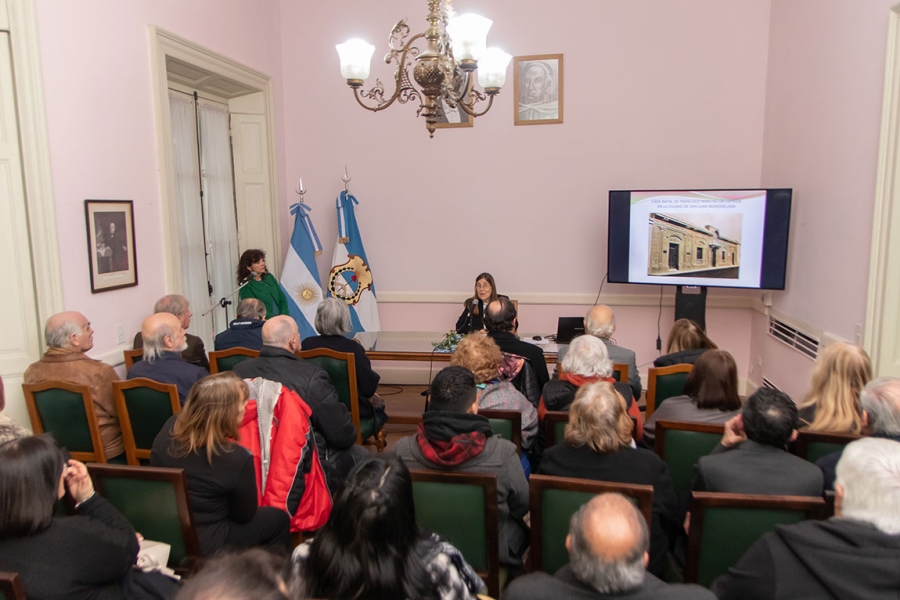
[237, 249, 289, 319]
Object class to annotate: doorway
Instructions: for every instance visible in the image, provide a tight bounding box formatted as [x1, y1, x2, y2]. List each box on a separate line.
[668, 243, 680, 270]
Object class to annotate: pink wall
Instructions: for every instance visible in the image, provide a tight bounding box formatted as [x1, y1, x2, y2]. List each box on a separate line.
[34, 0, 286, 352]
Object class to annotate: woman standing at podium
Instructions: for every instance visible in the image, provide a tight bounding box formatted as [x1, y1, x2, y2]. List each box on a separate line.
[456, 273, 506, 334]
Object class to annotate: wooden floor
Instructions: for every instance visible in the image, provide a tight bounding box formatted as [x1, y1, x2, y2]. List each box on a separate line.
[372, 383, 429, 452]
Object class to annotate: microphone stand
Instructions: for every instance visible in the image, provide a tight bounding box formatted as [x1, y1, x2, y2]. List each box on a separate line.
[202, 280, 249, 327]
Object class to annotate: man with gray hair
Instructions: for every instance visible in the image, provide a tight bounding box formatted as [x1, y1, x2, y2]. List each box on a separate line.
[713, 437, 900, 599]
[24, 311, 124, 459]
[127, 312, 207, 404]
[584, 305, 641, 400]
[817, 376, 900, 490]
[133, 294, 209, 370]
[502, 493, 714, 599]
[214, 298, 266, 351]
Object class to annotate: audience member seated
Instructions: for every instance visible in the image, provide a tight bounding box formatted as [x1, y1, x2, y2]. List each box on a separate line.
[818, 376, 900, 490]
[538, 381, 679, 579]
[653, 319, 717, 368]
[134, 294, 209, 371]
[24, 311, 124, 460]
[214, 299, 266, 352]
[502, 493, 715, 600]
[0, 374, 30, 444]
[692, 388, 823, 495]
[128, 313, 207, 405]
[150, 372, 292, 557]
[391, 366, 529, 569]
[175, 549, 290, 600]
[233, 316, 362, 489]
[294, 454, 485, 600]
[712, 438, 900, 600]
[451, 333, 538, 450]
[485, 297, 550, 391]
[0, 435, 179, 599]
[559, 306, 641, 401]
[798, 341, 872, 434]
[643, 349, 742, 448]
[237, 249, 289, 320]
[456, 272, 506, 334]
[301, 297, 387, 428]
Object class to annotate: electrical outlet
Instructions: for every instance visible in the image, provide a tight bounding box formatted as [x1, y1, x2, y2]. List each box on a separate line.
[757, 356, 763, 367]
[749, 365, 754, 375]
[116, 323, 126, 344]
[855, 324, 862, 344]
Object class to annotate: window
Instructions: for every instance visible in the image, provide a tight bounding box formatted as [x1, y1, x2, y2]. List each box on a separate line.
[696, 247, 703, 260]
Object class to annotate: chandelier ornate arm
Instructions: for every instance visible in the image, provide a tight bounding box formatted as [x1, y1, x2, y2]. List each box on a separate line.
[349, 20, 425, 113]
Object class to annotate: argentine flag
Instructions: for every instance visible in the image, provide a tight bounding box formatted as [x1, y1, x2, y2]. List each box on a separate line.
[280, 202, 324, 339]
[328, 190, 380, 334]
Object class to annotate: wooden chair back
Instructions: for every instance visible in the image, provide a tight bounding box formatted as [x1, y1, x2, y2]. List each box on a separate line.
[123, 348, 143, 369]
[611, 363, 629, 384]
[209, 347, 260, 374]
[793, 430, 861, 463]
[479, 409, 522, 456]
[646, 363, 693, 418]
[654, 420, 725, 495]
[542, 410, 569, 448]
[409, 469, 502, 598]
[528, 474, 653, 575]
[22, 380, 107, 463]
[112, 378, 180, 465]
[0, 572, 25, 600]
[685, 491, 826, 587]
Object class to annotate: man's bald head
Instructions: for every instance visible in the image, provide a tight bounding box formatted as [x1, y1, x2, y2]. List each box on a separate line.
[262, 316, 299, 351]
[484, 297, 517, 333]
[45, 311, 94, 352]
[141, 313, 185, 363]
[566, 493, 648, 594]
[585, 305, 615, 339]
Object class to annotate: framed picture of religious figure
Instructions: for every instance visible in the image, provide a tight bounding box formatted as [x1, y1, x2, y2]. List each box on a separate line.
[434, 73, 474, 129]
[84, 199, 138, 293]
[514, 54, 564, 126]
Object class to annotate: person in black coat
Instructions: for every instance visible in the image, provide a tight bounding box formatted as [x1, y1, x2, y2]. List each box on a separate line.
[484, 297, 550, 391]
[653, 319, 717, 368]
[214, 298, 266, 351]
[456, 272, 504, 334]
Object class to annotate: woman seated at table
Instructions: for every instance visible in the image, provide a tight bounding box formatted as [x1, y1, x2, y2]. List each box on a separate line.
[653, 319, 717, 367]
[798, 341, 872, 434]
[301, 297, 387, 428]
[643, 349, 742, 448]
[0, 435, 178, 599]
[294, 454, 484, 600]
[450, 333, 538, 450]
[538, 381, 680, 579]
[456, 273, 507, 334]
[237, 249, 289, 319]
[150, 372, 292, 557]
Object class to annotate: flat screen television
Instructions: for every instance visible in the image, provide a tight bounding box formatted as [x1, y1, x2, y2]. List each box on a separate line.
[608, 189, 792, 290]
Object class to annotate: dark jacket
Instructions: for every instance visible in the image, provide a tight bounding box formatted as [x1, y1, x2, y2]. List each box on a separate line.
[134, 331, 209, 371]
[692, 440, 823, 496]
[539, 444, 681, 579]
[816, 432, 900, 491]
[233, 346, 357, 452]
[653, 348, 707, 368]
[488, 331, 550, 391]
[542, 378, 634, 412]
[127, 350, 207, 404]
[711, 518, 900, 600]
[301, 334, 381, 419]
[456, 294, 509, 334]
[214, 318, 265, 351]
[502, 565, 715, 600]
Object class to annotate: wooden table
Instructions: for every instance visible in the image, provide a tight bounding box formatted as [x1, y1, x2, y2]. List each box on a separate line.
[356, 331, 560, 363]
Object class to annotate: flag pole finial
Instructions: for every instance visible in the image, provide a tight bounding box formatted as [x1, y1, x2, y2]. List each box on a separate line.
[342, 166, 351, 195]
[296, 176, 306, 203]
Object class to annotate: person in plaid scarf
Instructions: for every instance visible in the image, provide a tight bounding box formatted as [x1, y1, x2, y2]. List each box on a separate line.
[391, 366, 529, 570]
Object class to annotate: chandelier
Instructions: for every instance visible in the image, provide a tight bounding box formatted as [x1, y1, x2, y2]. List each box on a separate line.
[336, 0, 512, 138]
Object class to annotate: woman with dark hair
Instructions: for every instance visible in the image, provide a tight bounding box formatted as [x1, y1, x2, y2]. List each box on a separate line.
[0, 435, 178, 599]
[150, 372, 292, 557]
[176, 549, 290, 600]
[456, 273, 506, 334]
[294, 454, 484, 600]
[653, 319, 718, 367]
[643, 349, 742, 447]
[237, 249, 289, 319]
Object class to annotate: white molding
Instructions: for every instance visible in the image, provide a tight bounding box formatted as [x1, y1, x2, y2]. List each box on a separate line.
[91, 343, 130, 368]
[7, 0, 63, 343]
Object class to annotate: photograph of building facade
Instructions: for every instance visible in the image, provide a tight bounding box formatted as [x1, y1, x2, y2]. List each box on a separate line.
[647, 213, 741, 278]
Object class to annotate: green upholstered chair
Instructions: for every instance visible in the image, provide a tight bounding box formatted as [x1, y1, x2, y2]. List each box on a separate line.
[87, 464, 200, 572]
[22, 381, 108, 463]
[0, 573, 25, 600]
[208, 347, 259, 374]
[409, 469, 501, 598]
[542, 410, 569, 448]
[611, 362, 629, 385]
[112, 378, 181, 466]
[654, 420, 724, 495]
[528, 474, 653, 575]
[646, 364, 694, 418]
[298, 348, 385, 450]
[123, 348, 143, 369]
[685, 492, 826, 587]
[794, 430, 861, 464]
[480, 409, 522, 456]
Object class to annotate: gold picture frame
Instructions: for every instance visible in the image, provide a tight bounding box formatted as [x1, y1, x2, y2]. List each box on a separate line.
[514, 54, 564, 126]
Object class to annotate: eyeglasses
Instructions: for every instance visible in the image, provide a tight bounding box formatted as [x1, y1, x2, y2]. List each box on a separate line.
[475, 282, 491, 289]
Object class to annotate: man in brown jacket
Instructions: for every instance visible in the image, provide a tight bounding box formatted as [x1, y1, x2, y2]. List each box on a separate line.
[24, 311, 124, 459]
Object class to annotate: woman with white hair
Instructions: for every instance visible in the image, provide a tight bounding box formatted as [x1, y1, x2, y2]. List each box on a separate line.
[301, 297, 386, 427]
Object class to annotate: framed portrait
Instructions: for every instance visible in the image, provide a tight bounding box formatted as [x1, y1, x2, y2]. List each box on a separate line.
[84, 199, 138, 293]
[514, 54, 564, 126]
[434, 74, 474, 129]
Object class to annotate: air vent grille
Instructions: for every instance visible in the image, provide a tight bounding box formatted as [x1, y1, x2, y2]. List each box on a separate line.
[761, 377, 781, 391]
[768, 316, 819, 360]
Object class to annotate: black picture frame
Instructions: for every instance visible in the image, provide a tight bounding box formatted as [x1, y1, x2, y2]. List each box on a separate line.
[84, 199, 138, 293]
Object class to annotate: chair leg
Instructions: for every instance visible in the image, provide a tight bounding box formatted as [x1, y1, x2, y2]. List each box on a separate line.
[376, 428, 386, 452]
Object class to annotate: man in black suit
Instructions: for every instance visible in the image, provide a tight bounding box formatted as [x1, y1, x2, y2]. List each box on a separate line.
[692, 387, 823, 496]
[484, 297, 550, 391]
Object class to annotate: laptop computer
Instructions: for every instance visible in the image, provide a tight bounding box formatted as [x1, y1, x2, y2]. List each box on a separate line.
[555, 317, 585, 344]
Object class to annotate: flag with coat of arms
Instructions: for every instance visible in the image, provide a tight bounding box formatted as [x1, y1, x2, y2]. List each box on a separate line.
[328, 190, 380, 334]
[280, 202, 324, 339]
